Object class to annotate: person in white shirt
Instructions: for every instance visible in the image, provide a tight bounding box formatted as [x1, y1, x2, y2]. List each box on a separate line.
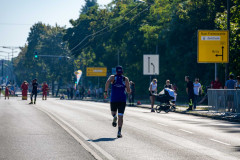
[149, 79, 157, 112]
[235, 76, 240, 89]
[193, 78, 202, 109]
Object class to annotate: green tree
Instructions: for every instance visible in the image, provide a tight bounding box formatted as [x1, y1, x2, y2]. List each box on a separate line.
[14, 22, 74, 96]
[81, 0, 98, 14]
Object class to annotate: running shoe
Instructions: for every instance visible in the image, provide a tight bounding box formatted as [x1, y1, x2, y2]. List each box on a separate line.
[29, 102, 33, 104]
[112, 116, 117, 127]
[151, 109, 155, 112]
[117, 131, 122, 138]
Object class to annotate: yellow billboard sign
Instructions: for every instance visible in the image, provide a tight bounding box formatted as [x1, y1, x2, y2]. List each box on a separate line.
[198, 30, 229, 63]
[86, 67, 107, 77]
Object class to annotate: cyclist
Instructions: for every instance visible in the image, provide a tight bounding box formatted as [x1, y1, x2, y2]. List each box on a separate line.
[29, 79, 38, 104]
[105, 66, 131, 138]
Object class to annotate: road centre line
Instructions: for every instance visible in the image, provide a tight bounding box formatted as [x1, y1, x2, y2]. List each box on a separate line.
[36, 106, 116, 160]
[210, 139, 231, 146]
[179, 129, 193, 134]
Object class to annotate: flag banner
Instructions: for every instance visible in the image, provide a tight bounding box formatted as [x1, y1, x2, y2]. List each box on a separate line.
[74, 70, 82, 85]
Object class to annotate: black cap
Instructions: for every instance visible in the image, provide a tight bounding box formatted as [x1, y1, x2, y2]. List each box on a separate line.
[116, 66, 123, 74]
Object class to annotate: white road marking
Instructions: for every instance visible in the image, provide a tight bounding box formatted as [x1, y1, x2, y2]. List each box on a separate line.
[157, 123, 168, 126]
[37, 107, 116, 160]
[179, 129, 193, 134]
[210, 139, 231, 146]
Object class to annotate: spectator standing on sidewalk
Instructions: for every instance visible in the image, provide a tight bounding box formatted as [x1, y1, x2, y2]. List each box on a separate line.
[5, 86, 10, 100]
[235, 76, 240, 89]
[95, 88, 99, 99]
[211, 77, 223, 89]
[185, 76, 194, 111]
[149, 79, 158, 112]
[87, 88, 91, 97]
[224, 74, 236, 112]
[164, 80, 174, 90]
[80, 86, 85, 99]
[75, 89, 80, 99]
[193, 78, 202, 110]
[99, 87, 103, 99]
[67, 88, 70, 99]
[129, 81, 135, 106]
[70, 87, 74, 99]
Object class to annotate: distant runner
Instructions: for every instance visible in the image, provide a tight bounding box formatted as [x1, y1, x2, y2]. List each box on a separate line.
[29, 79, 38, 104]
[21, 81, 28, 100]
[42, 82, 49, 100]
[105, 66, 131, 138]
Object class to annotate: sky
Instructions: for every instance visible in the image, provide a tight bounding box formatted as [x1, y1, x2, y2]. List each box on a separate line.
[0, 0, 112, 58]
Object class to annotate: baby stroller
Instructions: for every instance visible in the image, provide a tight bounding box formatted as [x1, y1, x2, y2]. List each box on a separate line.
[155, 89, 175, 113]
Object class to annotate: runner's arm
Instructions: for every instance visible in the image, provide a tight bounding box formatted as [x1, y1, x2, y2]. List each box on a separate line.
[105, 75, 114, 94]
[125, 77, 131, 94]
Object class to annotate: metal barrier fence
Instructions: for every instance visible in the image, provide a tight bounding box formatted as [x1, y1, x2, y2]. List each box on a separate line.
[208, 89, 240, 114]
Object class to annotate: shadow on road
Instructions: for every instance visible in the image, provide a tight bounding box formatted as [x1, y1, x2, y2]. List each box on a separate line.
[234, 146, 240, 152]
[87, 138, 117, 142]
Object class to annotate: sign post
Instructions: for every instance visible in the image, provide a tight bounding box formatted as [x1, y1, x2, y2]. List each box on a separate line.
[198, 30, 229, 79]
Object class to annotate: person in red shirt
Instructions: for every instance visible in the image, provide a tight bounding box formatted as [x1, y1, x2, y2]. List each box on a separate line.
[211, 77, 222, 89]
[5, 86, 9, 100]
[21, 81, 28, 100]
[42, 82, 49, 100]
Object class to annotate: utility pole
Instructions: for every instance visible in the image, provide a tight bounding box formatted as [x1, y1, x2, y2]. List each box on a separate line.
[1, 60, 3, 85]
[225, 0, 230, 82]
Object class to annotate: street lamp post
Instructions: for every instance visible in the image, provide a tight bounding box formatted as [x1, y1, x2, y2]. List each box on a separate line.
[1, 59, 3, 85]
[0, 47, 19, 85]
[0, 46, 19, 65]
[0, 51, 11, 81]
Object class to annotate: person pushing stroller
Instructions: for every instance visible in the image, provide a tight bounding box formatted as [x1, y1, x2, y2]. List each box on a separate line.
[155, 88, 175, 113]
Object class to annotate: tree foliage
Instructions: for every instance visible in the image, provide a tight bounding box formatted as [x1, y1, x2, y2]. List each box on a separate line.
[14, 0, 240, 99]
[14, 22, 73, 95]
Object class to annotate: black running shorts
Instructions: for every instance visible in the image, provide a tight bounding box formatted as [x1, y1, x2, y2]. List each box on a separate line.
[110, 102, 126, 115]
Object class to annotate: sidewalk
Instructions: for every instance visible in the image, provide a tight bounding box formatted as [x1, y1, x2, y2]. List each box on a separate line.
[60, 96, 240, 123]
[134, 103, 240, 122]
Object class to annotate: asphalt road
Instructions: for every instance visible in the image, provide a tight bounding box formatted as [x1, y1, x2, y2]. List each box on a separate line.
[1, 97, 240, 160]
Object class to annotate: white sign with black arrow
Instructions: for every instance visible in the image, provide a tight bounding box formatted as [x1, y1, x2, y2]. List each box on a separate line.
[143, 55, 159, 75]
